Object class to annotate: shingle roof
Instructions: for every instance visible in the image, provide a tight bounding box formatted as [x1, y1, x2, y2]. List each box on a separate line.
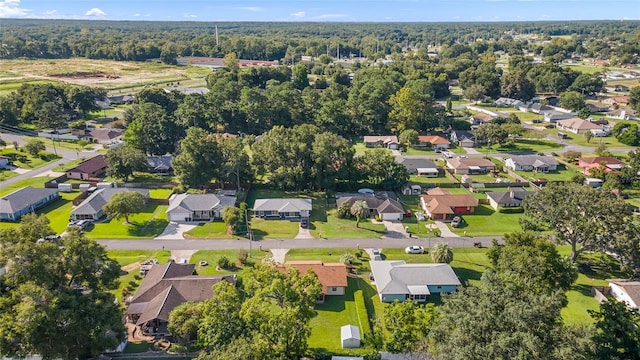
[166, 193, 237, 215]
[446, 158, 496, 170]
[396, 157, 438, 171]
[418, 135, 450, 145]
[336, 196, 404, 214]
[67, 155, 107, 175]
[363, 135, 399, 144]
[90, 128, 123, 142]
[421, 187, 478, 215]
[72, 188, 149, 216]
[369, 261, 460, 295]
[486, 187, 534, 206]
[471, 113, 495, 122]
[610, 280, 640, 308]
[557, 118, 602, 130]
[0, 187, 59, 214]
[507, 155, 558, 167]
[579, 156, 623, 165]
[281, 261, 348, 294]
[147, 155, 173, 171]
[253, 198, 312, 212]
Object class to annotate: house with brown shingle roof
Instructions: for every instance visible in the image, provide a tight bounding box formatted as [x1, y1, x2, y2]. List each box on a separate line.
[125, 262, 236, 336]
[66, 155, 107, 180]
[363, 135, 400, 150]
[420, 187, 478, 220]
[469, 112, 495, 126]
[556, 117, 603, 134]
[609, 280, 640, 309]
[279, 261, 348, 303]
[417, 135, 451, 151]
[445, 158, 496, 175]
[89, 128, 124, 145]
[577, 156, 625, 175]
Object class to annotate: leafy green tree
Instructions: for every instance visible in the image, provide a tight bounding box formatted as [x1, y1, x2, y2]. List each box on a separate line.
[585, 131, 594, 144]
[521, 182, 629, 261]
[389, 87, 425, 132]
[487, 231, 577, 294]
[23, 138, 45, 155]
[0, 96, 19, 125]
[197, 281, 245, 349]
[430, 271, 572, 360]
[559, 91, 586, 111]
[500, 69, 536, 101]
[399, 129, 419, 146]
[173, 127, 220, 189]
[630, 86, 640, 112]
[384, 300, 435, 353]
[311, 132, 354, 190]
[356, 148, 409, 190]
[160, 43, 178, 65]
[291, 63, 310, 90]
[168, 302, 203, 350]
[103, 191, 147, 224]
[350, 200, 368, 228]
[218, 136, 252, 191]
[570, 73, 603, 95]
[124, 102, 182, 155]
[590, 299, 640, 360]
[0, 218, 123, 359]
[463, 84, 486, 103]
[473, 123, 508, 146]
[105, 145, 147, 181]
[430, 243, 454, 264]
[222, 206, 243, 234]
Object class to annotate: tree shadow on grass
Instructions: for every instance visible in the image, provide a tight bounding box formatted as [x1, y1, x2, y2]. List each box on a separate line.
[36, 197, 70, 214]
[451, 266, 483, 285]
[315, 294, 347, 312]
[473, 205, 495, 216]
[128, 219, 169, 237]
[251, 229, 267, 240]
[358, 279, 381, 320]
[572, 283, 594, 297]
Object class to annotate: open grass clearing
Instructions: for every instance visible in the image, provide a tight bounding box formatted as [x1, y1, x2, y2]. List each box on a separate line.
[447, 204, 524, 236]
[544, 128, 628, 148]
[250, 218, 300, 239]
[0, 147, 60, 169]
[149, 188, 173, 199]
[409, 174, 455, 185]
[85, 204, 168, 239]
[189, 250, 261, 276]
[0, 169, 18, 182]
[515, 167, 580, 182]
[0, 176, 53, 196]
[21, 136, 95, 152]
[183, 221, 232, 239]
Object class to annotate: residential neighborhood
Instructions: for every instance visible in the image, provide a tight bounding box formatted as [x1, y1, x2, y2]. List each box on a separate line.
[0, 14, 639, 360]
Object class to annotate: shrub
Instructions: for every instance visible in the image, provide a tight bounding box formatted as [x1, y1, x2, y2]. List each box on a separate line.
[237, 249, 249, 264]
[16, 154, 27, 163]
[217, 256, 231, 269]
[498, 206, 524, 213]
[374, 214, 380, 221]
[355, 249, 363, 258]
[354, 290, 372, 344]
[77, 139, 90, 147]
[128, 280, 138, 287]
[336, 202, 351, 219]
[134, 274, 142, 280]
[340, 253, 355, 265]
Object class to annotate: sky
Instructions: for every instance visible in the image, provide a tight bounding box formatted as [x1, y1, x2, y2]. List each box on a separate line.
[0, 0, 638, 22]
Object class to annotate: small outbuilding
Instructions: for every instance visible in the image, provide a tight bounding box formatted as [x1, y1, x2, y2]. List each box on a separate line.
[340, 325, 361, 349]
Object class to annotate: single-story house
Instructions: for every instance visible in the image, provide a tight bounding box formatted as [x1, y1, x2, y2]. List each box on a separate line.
[336, 194, 405, 221]
[369, 260, 460, 303]
[416, 135, 450, 151]
[279, 261, 347, 303]
[577, 156, 625, 175]
[107, 94, 134, 104]
[486, 187, 535, 210]
[420, 187, 478, 220]
[526, 103, 552, 114]
[603, 96, 630, 106]
[166, 193, 237, 222]
[556, 118, 603, 134]
[543, 111, 574, 123]
[396, 157, 440, 177]
[125, 262, 236, 336]
[450, 130, 475, 148]
[253, 198, 312, 219]
[147, 155, 174, 174]
[363, 135, 400, 150]
[504, 155, 558, 172]
[66, 155, 107, 180]
[446, 158, 496, 175]
[585, 103, 610, 113]
[603, 85, 630, 93]
[494, 97, 524, 108]
[71, 188, 150, 221]
[608, 280, 640, 309]
[469, 112, 495, 126]
[89, 128, 124, 145]
[0, 187, 60, 221]
[341, 325, 361, 349]
[606, 109, 639, 121]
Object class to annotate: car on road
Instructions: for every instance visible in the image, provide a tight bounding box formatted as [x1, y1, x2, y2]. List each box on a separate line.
[300, 218, 309, 228]
[405, 245, 424, 254]
[451, 216, 463, 228]
[545, 124, 556, 129]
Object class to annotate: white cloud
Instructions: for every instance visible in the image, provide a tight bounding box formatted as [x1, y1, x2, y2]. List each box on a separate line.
[44, 9, 57, 15]
[315, 13, 347, 19]
[85, 7, 105, 16]
[183, 13, 197, 18]
[234, 6, 261, 12]
[133, 13, 141, 17]
[0, 0, 29, 17]
[291, 11, 305, 18]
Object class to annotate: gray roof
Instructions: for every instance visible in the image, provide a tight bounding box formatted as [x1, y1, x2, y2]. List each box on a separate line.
[369, 261, 460, 295]
[167, 193, 237, 214]
[507, 155, 558, 167]
[0, 187, 59, 214]
[147, 155, 173, 171]
[451, 130, 475, 141]
[486, 187, 534, 206]
[341, 325, 361, 341]
[253, 198, 312, 212]
[336, 196, 404, 214]
[396, 157, 438, 171]
[72, 188, 150, 216]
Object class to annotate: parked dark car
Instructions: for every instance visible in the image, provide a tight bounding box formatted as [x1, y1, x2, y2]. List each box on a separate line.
[300, 218, 309, 228]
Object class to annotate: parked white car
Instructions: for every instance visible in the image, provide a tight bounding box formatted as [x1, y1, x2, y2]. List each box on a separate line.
[405, 246, 424, 254]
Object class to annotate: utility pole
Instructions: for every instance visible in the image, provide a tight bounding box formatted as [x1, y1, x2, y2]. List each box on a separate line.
[215, 25, 219, 46]
[244, 208, 252, 257]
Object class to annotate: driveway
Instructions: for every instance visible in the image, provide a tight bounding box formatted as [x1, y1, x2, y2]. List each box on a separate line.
[433, 221, 459, 237]
[294, 226, 313, 239]
[154, 222, 196, 240]
[381, 220, 408, 239]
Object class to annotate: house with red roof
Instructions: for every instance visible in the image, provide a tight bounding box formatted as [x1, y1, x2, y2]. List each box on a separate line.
[577, 156, 625, 175]
[420, 187, 478, 220]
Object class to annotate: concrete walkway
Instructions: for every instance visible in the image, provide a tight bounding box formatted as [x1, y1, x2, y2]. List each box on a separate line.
[170, 250, 197, 263]
[381, 220, 408, 239]
[270, 248, 289, 264]
[294, 226, 313, 239]
[434, 220, 459, 237]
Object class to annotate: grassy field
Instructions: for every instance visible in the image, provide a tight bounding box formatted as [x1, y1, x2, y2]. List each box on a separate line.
[0, 169, 18, 182]
[250, 218, 301, 239]
[0, 147, 60, 169]
[189, 250, 254, 275]
[545, 128, 628, 148]
[0, 176, 52, 196]
[515, 167, 580, 182]
[85, 204, 168, 239]
[184, 221, 234, 239]
[448, 204, 524, 236]
[21, 137, 94, 152]
[107, 249, 171, 303]
[149, 188, 173, 199]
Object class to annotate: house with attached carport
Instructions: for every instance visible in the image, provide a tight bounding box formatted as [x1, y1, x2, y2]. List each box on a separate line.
[125, 261, 236, 336]
[166, 193, 237, 222]
[486, 187, 535, 211]
[396, 157, 440, 177]
[253, 198, 312, 219]
[504, 155, 558, 172]
[0, 187, 60, 221]
[71, 188, 149, 221]
[420, 187, 478, 220]
[336, 193, 405, 221]
[369, 260, 460, 303]
[556, 117, 603, 134]
[446, 158, 496, 175]
[278, 261, 348, 303]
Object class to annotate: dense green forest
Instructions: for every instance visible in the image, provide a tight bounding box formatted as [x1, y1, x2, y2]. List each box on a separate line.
[0, 19, 639, 63]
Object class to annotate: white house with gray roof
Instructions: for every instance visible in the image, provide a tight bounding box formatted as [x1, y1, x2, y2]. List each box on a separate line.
[369, 261, 460, 303]
[166, 193, 237, 222]
[253, 198, 312, 219]
[504, 155, 558, 172]
[71, 188, 150, 221]
[0, 187, 60, 221]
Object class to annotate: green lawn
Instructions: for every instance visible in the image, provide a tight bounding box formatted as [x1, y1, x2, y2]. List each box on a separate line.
[85, 204, 168, 239]
[52, 157, 89, 172]
[149, 188, 173, 199]
[250, 218, 300, 239]
[402, 146, 436, 155]
[0, 169, 18, 181]
[545, 129, 628, 148]
[183, 221, 232, 239]
[0, 148, 60, 169]
[0, 176, 53, 196]
[515, 167, 580, 182]
[409, 175, 455, 185]
[22, 137, 94, 152]
[189, 250, 259, 275]
[448, 204, 524, 236]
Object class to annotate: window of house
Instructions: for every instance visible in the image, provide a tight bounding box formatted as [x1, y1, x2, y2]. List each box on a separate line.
[331, 287, 337, 291]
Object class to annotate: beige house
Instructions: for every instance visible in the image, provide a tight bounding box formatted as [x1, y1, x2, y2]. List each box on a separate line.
[556, 118, 603, 134]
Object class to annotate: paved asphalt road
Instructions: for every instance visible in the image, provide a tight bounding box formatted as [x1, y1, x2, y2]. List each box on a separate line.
[98, 235, 502, 251]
